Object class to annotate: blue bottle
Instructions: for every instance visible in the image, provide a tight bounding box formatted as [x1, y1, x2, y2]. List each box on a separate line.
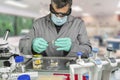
[15, 56, 24, 72]
[92, 48, 99, 59]
[77, 52, 83, 59]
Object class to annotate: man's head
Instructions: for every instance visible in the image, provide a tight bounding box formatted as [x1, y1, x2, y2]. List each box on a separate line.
[51, 0, 72, 8]
[50, 0, 72, 17]
[50, 0, 72, 26]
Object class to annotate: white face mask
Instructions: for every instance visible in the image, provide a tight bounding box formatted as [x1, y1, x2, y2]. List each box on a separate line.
[51, 13, 68, 26]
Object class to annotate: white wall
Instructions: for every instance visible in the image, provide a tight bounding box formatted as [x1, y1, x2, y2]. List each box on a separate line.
[82, 15, 120, 37]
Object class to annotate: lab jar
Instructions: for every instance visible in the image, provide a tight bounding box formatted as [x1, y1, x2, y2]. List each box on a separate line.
[46, 58, 59, 70]
[32, 55, 43, 69]
[42, 57, 69, 70]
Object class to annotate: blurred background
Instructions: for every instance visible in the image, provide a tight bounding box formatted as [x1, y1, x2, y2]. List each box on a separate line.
[0, 0, 120, 55]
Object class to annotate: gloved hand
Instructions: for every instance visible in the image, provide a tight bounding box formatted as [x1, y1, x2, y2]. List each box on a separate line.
[32, 38, 48, 53]
[55, 38, 72, 52]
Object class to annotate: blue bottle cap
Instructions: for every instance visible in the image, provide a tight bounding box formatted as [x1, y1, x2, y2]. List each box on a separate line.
[85, 75, 89, 80]
[77, 52, 83, 56]
[92, 48, 99, 53]
[84, 73, 89, 80]
[15, 56, 24, 63]
[17, 74, 30, 80]
[89, 53, 93, 57]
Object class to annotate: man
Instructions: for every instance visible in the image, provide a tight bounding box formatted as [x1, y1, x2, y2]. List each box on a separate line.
[19, 0, 91, 58]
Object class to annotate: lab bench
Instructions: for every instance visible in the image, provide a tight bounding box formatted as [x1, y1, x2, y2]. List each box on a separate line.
[0, 57, 71, 80]
[0, 56, 120, 80]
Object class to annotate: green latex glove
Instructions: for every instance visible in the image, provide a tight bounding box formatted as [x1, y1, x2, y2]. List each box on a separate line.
[32, 38, 48, 53]
[55, 38, 72, 51]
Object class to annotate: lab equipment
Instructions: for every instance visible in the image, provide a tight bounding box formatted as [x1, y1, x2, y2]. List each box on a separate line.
[17, 74, 31, 80]
[83, 73, 89, 80]
[31, 56, 76, 70]
[0, 29, 10, 55]
[70, 58, 120, 80]
[9, 72, 38, 79]
[89, 48, 103, 80]
[0, 54, 38, 80]
[76, 52, 84, 65]
[106, 47, 116, 57]
[94, 59, 102, 65]
[92, 48, 99, 59]
[0, 29, 17, 58]
[15, 56, 25, 72]
[46, 59, 59, 70]
[3, 61, 11, 67]
[0, 54, 18, 80]
[94, 47, 119, 80]
[104, 47, 117, 67]
[107, 38, 120, 50]
[70, 52, 91, 80]
[0, 65, 11, 80]
[32, 54, 43, 69]
[0, 29, 39, 80]
[90, 48, 102, 69]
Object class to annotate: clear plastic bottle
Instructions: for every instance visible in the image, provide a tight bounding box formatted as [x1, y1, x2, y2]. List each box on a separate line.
[14, 56, 25, 72]
[92, 48, 99, 59]
[76, 52, 83, 63]
[77, 52, 82, 60]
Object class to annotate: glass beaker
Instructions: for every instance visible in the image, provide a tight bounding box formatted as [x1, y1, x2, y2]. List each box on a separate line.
[46, 58, 59, 70]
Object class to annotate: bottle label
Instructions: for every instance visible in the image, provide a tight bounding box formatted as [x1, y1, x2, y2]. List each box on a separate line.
[32, 55, 43, 69]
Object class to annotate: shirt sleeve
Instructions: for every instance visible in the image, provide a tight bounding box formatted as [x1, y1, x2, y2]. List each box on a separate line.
[19, 26, 35, 55]
[67, 20, 92, 58]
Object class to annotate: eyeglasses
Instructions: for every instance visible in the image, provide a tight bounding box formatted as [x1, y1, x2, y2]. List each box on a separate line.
[50, 4, 71, 17]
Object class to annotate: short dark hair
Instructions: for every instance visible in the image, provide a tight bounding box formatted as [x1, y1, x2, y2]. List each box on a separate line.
[51, 0, 72, 8]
